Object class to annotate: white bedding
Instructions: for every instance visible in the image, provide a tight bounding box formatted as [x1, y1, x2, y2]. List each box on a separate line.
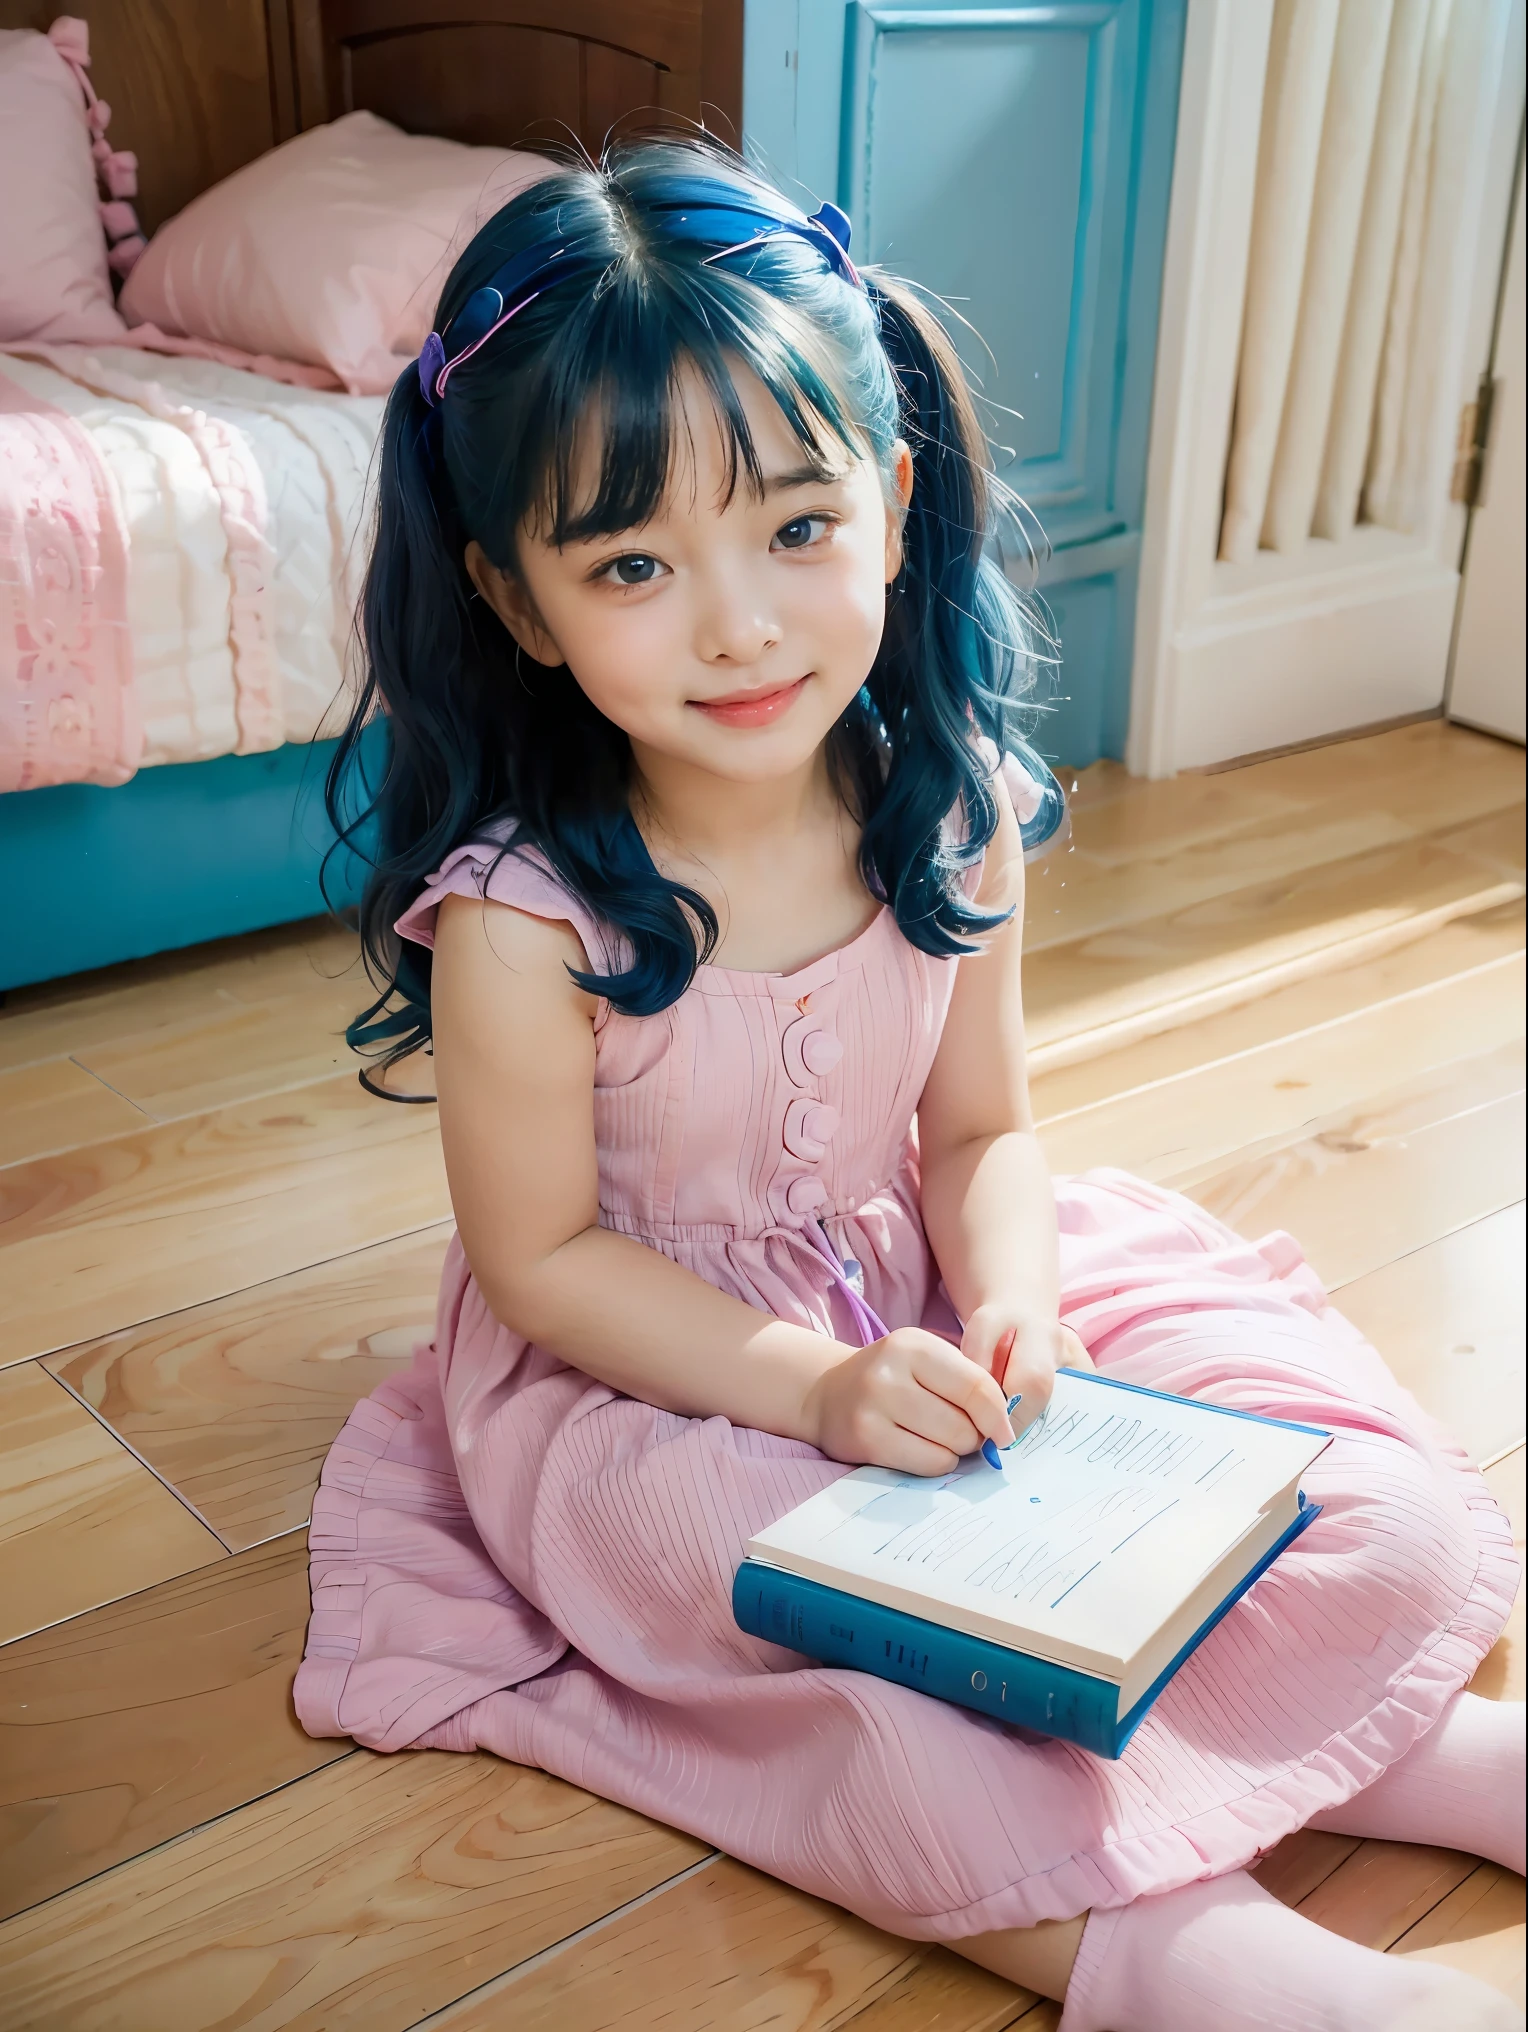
[0, 346, 383, 767]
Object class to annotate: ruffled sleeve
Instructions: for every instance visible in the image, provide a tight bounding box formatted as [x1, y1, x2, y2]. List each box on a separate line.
[970, 736, 1068, 858]
[992, 743, 1046, 825]
[396, 831, 618, 1018]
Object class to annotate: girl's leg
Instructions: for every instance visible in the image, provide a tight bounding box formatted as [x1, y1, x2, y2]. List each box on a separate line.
[954, 1911, 1086, 2000]
[956, 1872, 1524, 2030]
[1307, 1693, 1525, 1874]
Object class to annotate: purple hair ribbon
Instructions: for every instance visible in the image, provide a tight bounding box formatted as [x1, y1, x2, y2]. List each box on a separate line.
[419, 289, 547, 407]
[417, 332, 446, 406]
[431, 289, 544, 405]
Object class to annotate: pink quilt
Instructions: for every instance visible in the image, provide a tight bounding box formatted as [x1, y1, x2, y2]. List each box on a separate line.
[0, 360, 138, 790]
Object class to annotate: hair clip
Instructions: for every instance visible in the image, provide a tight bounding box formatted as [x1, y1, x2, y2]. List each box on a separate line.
[417, 332, 446, 408]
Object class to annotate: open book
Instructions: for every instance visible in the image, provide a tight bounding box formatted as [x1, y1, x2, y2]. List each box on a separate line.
[734, 1369, 1331, 1757]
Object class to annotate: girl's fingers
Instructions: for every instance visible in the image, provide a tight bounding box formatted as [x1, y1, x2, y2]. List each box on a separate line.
[960, 1313, 1011, 1380]
[1001, 1356, 1057, 1435]
[895, 1381, 983, 1458]
[882, 1427, 963, 1477]
[1061, 1326, 1094, 1371]
[912, 1340, 1014, 1448]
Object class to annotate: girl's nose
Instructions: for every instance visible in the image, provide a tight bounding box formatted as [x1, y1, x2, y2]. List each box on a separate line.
[692, 569, 781, 665]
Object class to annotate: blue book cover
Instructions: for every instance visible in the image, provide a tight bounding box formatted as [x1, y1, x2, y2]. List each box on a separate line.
[733, 1369, 1329, 1756]
[734, 1499, 1320, 1757]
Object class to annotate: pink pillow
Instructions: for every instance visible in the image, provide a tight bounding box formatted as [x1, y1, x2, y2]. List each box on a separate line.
[0, 23, 127, 345]
[121, 112, 553, 396]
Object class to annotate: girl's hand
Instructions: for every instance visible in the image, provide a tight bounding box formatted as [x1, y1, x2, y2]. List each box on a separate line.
[961, 1302, 1093, 1436]
[803, 1328, 1018, 1476]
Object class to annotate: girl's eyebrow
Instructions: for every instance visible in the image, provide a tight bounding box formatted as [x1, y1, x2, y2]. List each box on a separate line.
[761, 460, 850, 493]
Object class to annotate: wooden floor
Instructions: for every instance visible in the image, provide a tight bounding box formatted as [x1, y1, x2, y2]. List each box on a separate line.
[0, 718, 1523, 2030]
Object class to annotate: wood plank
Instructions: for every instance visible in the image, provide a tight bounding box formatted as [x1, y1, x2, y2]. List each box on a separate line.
[0, 917, 360, 1075]
[833, 1949, 1035, 2032]
[1023, 825, 1522, 1066]
[71, 975, 369, 1120]
[1295, 1840, 1481, 1949]
[1025, 803, 1418, 952]
[1051, 772, 1307, 865]
[1185, 1041, 1525, 1291]
[1334, 1207, 1525, 1466]
[1039, 953, 1525, 1195]
[0, 1533, 347, 1923]
[1246, 721, 1524, 833]
[1390, 1863, 1526, 2008]
[0, 1059, 147, 1168]
[0, 1363, 222, 1645]
[1252, 1828, 1363, 1908]
[0, 1753, 709, 2032]
[67, 966, 436, 1122]
[1030, 899, 1525, 1122]
[44, 1227, 450, 1550]
[423, 1855, 932, 2032]
[1007, 2002, 1060, 2031]
[1439, 804, 1528, 879]
[0, 1072, 450, 1368]
[1058, 722, 1518, 833]
[1471, 1447, 1524, 1704]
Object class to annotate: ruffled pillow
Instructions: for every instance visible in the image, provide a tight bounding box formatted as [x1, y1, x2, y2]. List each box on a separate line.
[0, 18, 143, 345]
[120, 112, 552, 396]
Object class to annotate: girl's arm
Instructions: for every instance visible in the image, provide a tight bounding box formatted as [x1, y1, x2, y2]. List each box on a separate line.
[430, 891, 1013, 1472]
[916, 779, 1088, 1426]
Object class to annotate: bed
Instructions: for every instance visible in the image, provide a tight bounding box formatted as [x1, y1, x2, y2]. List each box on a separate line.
[0, 0, 743, 992]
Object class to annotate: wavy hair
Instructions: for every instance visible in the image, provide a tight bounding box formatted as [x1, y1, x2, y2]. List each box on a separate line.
[327, 135, 1058, 1081]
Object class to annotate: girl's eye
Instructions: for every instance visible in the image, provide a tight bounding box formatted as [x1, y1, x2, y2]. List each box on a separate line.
[772, 515, 831, 552]
[601, 554, 665, 586]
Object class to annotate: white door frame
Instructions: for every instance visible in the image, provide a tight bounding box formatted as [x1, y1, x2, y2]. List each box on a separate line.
[1128, 0, 1526, 777]
[1448, 148, 1527, 744]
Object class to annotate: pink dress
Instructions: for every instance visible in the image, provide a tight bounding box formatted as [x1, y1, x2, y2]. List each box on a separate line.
[295, 828, 1516, 1941]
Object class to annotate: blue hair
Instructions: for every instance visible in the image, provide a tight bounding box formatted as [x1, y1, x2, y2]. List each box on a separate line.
[327, 135, 1060, 1078]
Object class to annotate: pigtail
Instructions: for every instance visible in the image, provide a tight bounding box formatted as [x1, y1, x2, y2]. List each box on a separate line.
[854, 276, 1020, 947]
[326, 320, 722, 1083]
[323, 366, 519, 1080]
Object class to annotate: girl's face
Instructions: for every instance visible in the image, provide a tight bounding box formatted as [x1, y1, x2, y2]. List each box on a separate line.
[468, 360, 912, 786]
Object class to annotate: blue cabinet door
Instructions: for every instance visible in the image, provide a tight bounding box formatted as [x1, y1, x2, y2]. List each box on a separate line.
[743, 0, 1185, 765]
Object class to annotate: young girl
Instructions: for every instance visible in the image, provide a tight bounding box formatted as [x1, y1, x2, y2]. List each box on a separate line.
[296, 140, 1523, 2030]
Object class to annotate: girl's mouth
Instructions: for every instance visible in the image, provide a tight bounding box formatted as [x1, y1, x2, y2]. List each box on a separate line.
[690, 677, 809, 728]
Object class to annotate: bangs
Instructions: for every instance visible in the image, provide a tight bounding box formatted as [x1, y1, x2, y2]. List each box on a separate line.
[524, 273, 876, 548]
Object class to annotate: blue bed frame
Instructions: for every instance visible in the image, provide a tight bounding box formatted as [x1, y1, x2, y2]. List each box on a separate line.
[4, 732, 379, 993]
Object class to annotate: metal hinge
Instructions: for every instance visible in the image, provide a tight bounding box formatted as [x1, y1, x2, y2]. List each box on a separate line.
[1450, 374, 1499, 506]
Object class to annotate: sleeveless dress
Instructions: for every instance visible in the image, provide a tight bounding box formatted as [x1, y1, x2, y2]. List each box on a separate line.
[294, 810, 1516, 1942]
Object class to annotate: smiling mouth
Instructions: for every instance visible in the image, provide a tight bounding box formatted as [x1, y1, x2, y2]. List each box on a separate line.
[689, 677, 809, 728]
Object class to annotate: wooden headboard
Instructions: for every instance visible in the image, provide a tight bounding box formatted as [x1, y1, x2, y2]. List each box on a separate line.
[0, 0, 742, 235]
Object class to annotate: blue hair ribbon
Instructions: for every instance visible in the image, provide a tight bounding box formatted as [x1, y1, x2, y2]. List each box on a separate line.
[418, 198, 860, 407]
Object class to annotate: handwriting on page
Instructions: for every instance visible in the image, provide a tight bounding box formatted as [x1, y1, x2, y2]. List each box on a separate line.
[1009, 1400, 1249, 1491]
[849, 1481, 1185, 1612]
[820, 1394, 1261, 1619]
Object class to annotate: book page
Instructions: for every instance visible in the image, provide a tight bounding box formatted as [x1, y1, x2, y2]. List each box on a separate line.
[749, 1371, 1329, 1670]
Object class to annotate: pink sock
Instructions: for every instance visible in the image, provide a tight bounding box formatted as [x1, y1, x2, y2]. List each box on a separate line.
[1310, 1694, 1525, 1875]
[1057, 1868, 1523, 2032]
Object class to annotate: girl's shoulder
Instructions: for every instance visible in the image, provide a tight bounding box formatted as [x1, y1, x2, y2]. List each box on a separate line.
[396, 824, 614, 972]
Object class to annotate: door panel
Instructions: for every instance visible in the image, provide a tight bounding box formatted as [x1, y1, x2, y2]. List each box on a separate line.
[745, 0, 1186, 765]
